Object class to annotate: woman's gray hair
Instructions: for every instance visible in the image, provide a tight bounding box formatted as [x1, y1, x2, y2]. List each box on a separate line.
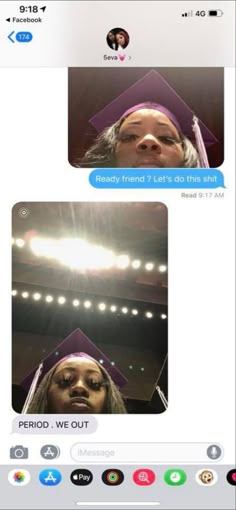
[78, 118, 200, 168]
[181, 137, 200, 168]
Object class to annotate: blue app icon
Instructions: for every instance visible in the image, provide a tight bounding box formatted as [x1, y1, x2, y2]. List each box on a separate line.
[39, 469, 62, 486]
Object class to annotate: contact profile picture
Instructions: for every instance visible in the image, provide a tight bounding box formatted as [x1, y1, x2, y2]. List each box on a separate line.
[106, 28, 130, 51]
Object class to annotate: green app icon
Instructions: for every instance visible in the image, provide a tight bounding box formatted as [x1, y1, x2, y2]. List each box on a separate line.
[164, 469, 187, 486]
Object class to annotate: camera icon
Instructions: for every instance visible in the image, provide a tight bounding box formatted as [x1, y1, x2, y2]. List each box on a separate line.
[10, 445, 29, 459]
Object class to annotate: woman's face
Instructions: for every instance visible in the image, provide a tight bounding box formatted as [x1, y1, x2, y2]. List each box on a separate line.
[108, 32, 115, 42]
[116, 33, 126, 46]
[47, 357, 107, 414]
[115, 109, 184, 168]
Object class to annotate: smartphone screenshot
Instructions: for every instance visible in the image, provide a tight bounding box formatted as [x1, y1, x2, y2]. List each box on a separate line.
[0, 1, 235, 509]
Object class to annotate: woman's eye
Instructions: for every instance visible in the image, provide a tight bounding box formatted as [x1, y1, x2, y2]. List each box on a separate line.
[56, 376, 73, 388]
[118, 133, 138, 142]
[88, 380, 104, 391]
[158, 136, 178, 145]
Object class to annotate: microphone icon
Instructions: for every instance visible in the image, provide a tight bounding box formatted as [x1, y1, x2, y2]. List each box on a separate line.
[210, 446, 218, 459]
[207, 444, 222, 460]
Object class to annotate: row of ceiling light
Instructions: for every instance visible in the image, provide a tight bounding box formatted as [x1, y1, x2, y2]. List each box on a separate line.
[12, 289, 167, 320]
[12, 237, 167, 273]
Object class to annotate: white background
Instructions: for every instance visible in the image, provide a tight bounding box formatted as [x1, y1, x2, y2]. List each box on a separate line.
[0, 1, 235, 66]
[0, 0, 235, 467]
[0, 67, 234, 465]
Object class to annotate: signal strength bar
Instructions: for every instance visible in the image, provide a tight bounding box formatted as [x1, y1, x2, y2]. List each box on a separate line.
[182, 10, 193, 17]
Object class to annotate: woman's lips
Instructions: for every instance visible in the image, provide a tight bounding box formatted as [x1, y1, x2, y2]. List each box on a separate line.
[70, 397, 90, 409]
[136, 164, 160, 168]
[135, 161, 163, 168]
[71, 402, 89, 409]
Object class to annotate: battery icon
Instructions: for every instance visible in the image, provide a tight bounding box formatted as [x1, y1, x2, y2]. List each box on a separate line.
[208, 9, 224, 16]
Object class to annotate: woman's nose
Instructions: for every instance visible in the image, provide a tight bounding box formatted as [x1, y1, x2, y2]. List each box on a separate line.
[136, 134, 162, 153]
[69, 380, 89, 396]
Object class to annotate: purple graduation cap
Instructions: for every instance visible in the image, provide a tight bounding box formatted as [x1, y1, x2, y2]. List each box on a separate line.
[21, 328, 128, 413]
[89, 70, 219, 168]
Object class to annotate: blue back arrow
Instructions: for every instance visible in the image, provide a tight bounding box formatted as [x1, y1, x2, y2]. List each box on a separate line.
[8, 31, 15, 43]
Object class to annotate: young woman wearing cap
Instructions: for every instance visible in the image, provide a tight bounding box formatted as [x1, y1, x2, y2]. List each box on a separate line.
[79, 103, 201, 168]
[25, 354, 127, 414]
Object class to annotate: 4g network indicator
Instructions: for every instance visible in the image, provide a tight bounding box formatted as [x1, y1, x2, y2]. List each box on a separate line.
[181, 9, 224, 17]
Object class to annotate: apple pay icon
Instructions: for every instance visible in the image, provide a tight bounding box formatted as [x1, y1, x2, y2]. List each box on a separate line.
[70, 469, 93, 486]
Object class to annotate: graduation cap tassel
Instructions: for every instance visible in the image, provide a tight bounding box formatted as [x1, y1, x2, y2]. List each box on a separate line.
[22, 363, 44, 413]
[192, 115, 210, 168]
[156, 385, 168, 409]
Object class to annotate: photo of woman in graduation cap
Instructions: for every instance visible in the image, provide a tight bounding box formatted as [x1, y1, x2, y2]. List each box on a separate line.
[68, 69, 223, 169]
[21, 329, 127, 414]
[80, 102, 204, 169]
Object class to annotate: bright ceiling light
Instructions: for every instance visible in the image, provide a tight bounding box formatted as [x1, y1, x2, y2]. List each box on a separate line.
[15, 238, 25, 248]
[58, 296, 66, 305]
[145, 262, 154, 271]
[145, 311, 153, 319]
[131, 309, 138, 316]
[30, 237, 115, 270]
[84, 300, 92, 309]
[159, 264, 167, 273]
[161, 313, 167, 319]
[110, 305, 117, 312]
[131, 259, 141, 269]
[30, 237, 56, 258]
[121, 307, 128, 314]
[72, 299, 80, 307]
[58, 240, 115, 270]
[22, 291, 29, 299]
[12, 290, 18, 296]
[116, 255, 130, 270]
[98, 303, 106, 311]
[33, 293, 41, 301]
[45, 295, 53, 303]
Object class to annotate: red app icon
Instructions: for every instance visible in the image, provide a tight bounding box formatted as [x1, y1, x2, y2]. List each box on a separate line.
[133, 469, 156, 486]
[226, 469, 236, 486]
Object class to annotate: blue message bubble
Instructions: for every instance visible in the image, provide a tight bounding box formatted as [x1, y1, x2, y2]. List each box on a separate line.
[89, 169, 225, 189]
[16, 32, 33, 43]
